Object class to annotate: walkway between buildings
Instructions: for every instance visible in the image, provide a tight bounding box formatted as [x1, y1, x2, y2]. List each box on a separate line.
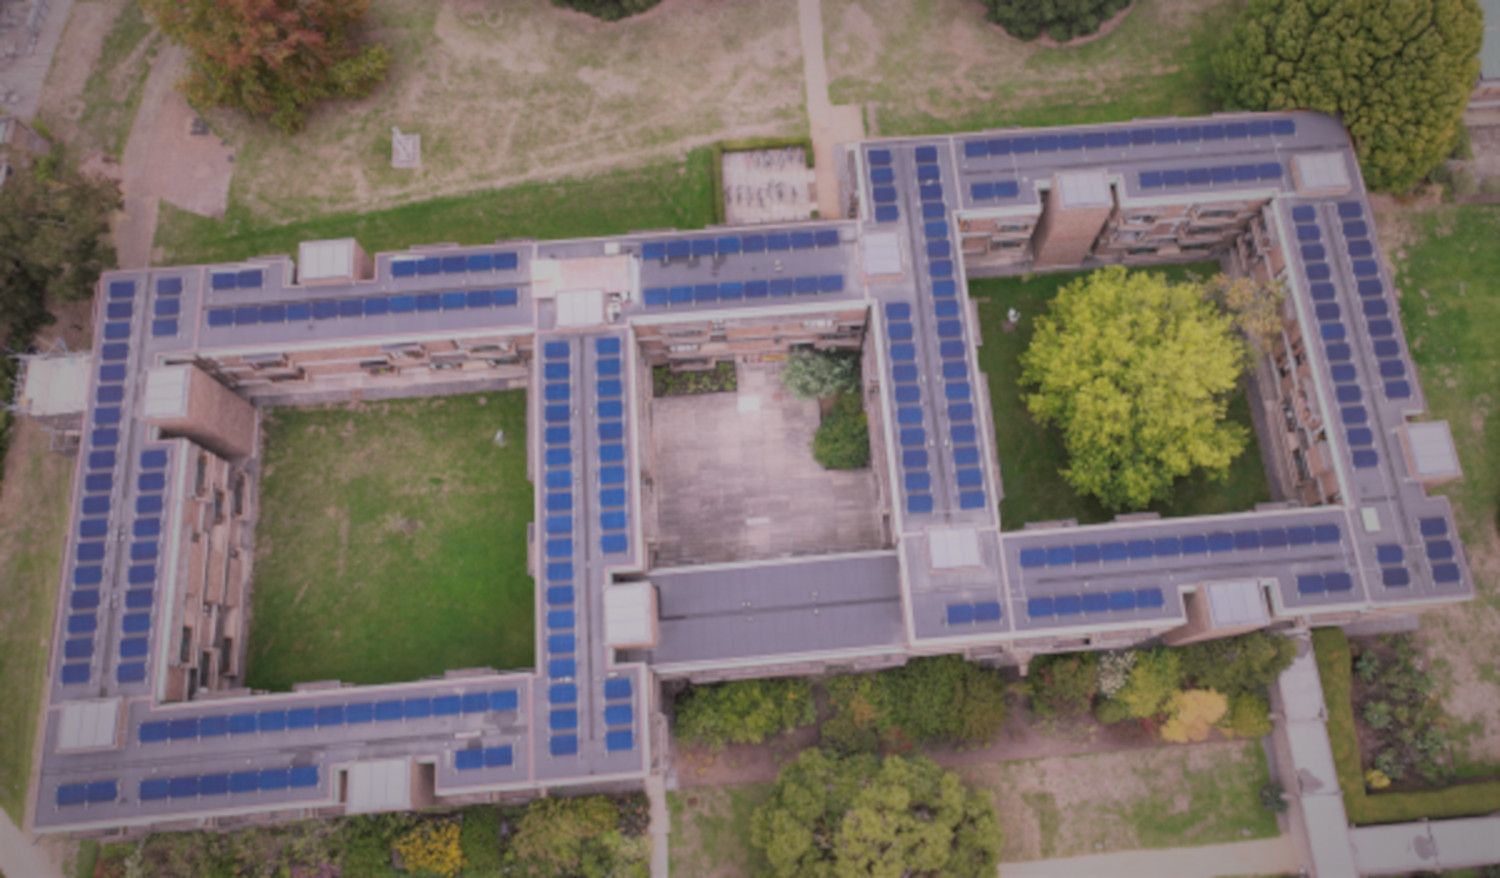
[797, 0, 864, 219]
[998, 836, 1301, 878]
[0, 807, 66, 878]
[645, 773, 671, 878]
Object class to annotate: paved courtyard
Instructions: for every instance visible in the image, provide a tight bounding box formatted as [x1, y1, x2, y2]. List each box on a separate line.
[650, 362, 885, 566]
[721, 147, 817, 225]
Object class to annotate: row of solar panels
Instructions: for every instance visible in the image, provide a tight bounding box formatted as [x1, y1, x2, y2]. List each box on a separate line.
[1028, 588, 1167, 618]
[209, 269, 265, 291]
[1294, 572, 1355, 595]
[148, 277, 183, 338]
[539, 338, 587, 760]
[962, 118, 1297, 159]
[140, 766, 319, 801]
[1018, 523, 1342, 569]
[641, 229, 840, 261]
[944, 601, 1002, 625]
[1416, 517, 1464, 585]
[641, 275, 845, 307]
[1139, 162, 1282, 189]
[205, 289, 521, 328]
[599, 675, 636, 754]
[390, 251, 520, 277]
[138, 690, 522, 742]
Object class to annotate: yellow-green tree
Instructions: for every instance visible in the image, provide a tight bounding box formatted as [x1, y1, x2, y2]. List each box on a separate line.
[1160, 689, 1229, 743]
[1020, 267, 1248, 510]
[1213, 0, 1482, 192]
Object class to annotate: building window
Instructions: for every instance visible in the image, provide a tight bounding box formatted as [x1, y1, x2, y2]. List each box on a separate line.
[1123, 213, 1159, 224]
[1198, 208, 1239, 220]
[668, 343, 700, 353]
[199, 652, 212, 687]
[997, 221, 1032, 233]
[213, 489, 225, 525]
[802, 319, 835, 329]
[232, 475, 245, 517]
[180, 627, 193, 664]
[195, 455, 207, 495]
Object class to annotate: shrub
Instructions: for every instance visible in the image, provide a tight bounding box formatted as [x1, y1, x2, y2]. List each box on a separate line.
[394, 820, 464, 878]
[1451, 167, 1478, 198]
[553, 0, 661, 21]
[1177, 630, 1296, 697]
[1260, 780, 1289, 812]
[1222, 692, 1274, 739]
[653, 362, 737, 396]
[987, 0, 1131, 42]
[673, 678, 816, 750]
[507, 796, 620, 874]
[1365, 768, 1392, 790]
[1116, 648, 1182, 719]
[1096, 651, 1136, 698]
[781, 349, 860, 400]
[1160, 689, 1228, 743]
[1027, 652, 1098, 720]
[1480, 176, 1500, 197]
[460, 807, 503, 875]
[819, 711, 882, 757]
[812, 393, 871, 470]
[1094, 697, 1131, 725]
[826, 656, 1009, 748]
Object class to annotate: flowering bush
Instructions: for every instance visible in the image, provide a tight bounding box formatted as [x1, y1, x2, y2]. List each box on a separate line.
[395, 820, 463, 878]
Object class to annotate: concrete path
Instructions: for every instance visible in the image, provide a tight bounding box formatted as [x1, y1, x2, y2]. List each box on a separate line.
[645, 773, 671, 877]
[796, 0, 862, 219]
[0, 0, 76, 120]
[999, 836, 1301, 878]
[0, 807, 66, 878]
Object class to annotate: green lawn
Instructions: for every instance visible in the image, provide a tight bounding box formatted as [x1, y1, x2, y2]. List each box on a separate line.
[823, 0, 1239, 136]
[667, 784, 773, 878]
[969, 263, 1272, 529]
[0, 429, 72, 824]
[960, 740, 1278, 861]
[155, 146, 717, 266]
[245, 392, 533, 691]
[1391, 204, 1500, 774]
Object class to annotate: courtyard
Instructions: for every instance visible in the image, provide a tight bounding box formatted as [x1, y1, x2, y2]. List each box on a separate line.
[245, 391, 534, 691]
[650, 361, 886, 566]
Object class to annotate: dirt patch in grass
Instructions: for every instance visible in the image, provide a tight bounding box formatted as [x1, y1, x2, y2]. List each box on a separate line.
[822, 0, 1237, 135]
[246, 392, 533, 691]
[667, 784, 774, 878]
[213, 0, 807, 224]
[39, 0, 160, 159]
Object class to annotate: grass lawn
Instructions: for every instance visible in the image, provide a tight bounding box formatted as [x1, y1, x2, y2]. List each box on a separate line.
[969, 262, 1273, 529]
[823, 0, 1239, 136]
[205, 0, 805, 224]
[959, 740, 1279, 861]
[0, 423, 73, 823]
[155, 147, 717, 267]
[667, 784, 773, 878]
[1388, 204, 1500, 773]
[245, 392, 533, 691]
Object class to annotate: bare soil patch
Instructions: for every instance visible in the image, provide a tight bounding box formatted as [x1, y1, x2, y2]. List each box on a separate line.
[34, 0, 124, 145]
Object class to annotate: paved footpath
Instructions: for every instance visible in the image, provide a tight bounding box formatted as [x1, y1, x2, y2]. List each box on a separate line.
[999, 836, 1301, 878]
[0, 807, 66, 878]
[796, 0, 863, 219]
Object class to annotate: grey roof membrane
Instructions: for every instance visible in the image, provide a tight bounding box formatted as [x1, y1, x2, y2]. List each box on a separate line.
[39, 110, 1472, 831]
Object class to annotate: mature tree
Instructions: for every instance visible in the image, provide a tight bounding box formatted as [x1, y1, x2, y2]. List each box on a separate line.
[673, 677, 816, 750]
[1211, 274, 1286, 355]
[781, 349, 859, 400]
[554, 0, 662, 22]
[0, 158, 120, 343]
[987, 0, 1132, 42]
[826, 655, 1008, 749]
[750, 749, 1003, 878]
[1027, 652, 1099, 720]
[1213, 0, 1482, 192]
[1020, 267, 1248, 510]
[1113, 647, 1182, 720]
[142, 0, 390, 134]
[812, 393, 870, 470]
[505, 795, 640, 876]
[1177, 630, 1296, 697]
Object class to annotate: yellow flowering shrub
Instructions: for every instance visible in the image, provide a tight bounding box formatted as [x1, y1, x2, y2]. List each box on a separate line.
[395, 820, 464, 878]
[1159, 689, 1228, 743]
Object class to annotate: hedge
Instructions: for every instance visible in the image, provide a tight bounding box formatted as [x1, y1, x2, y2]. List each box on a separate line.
[1312, 628, 1500, 824]
[710, 136, 815, 225]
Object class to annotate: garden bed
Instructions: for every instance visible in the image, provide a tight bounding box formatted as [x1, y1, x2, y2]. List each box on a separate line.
[652, 362, 737, 397]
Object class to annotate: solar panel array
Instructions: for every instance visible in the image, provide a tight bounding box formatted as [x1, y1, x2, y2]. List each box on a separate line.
[138, 689, 520, 743]
[205, 289, 521, 328]
[151, 276, 183, 338]
[1419, 517, 1464, 587]
[1326, 201, 1413, 404]
[602, 676, 635, 753]
[1139, 162, 1282, 190]
[540, 339, 583, 760]
[389, 251, 520, 278]
[209, 268, 264, 291]
[641, 230, 840, 262]
[139, 765, 319, 801]
[1019, 522, 1343, 569]
[962, 119, 1297, 161]
[592, 337, 631, 559]
[54, 780, 118, 808]
[944, 600, 1002, 626]
[114, 445, 171, 686]
[641, 275, 844, 308]
[1028, 588, 1165, 618]
[868, 149, 899, 223]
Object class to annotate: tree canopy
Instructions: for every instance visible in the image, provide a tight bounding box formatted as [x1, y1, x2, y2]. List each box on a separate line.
[987, 0, 1132, 42]
[1212, 0, 1482, 192]
[824, 656, 1008, 752]
[142, 0, 391, 133]
[1020, 267, 1249, 510]
[750, 749, 1003, 878]
[1177, 630, 1297, 697]
[781, 349, 860, 400]
[672, 677, 816, 750]
[553, 0, 662, 22]
[0, 157, 120, 344]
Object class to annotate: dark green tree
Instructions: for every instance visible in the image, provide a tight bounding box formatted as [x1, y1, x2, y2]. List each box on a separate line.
[142, 0, 390, 134]
[987, 0, 1132, 42]
[826, 655, 1008, 748]
[673, 677, 816, 750]
[750, 749, 1003, 878]
[0, 157, 120, 343]
[553, 0, 662, 22]
[812, 393, 871, 470]
[1027, 652, 1099, 720]
[1213, 0, 1482, 192]
[1177, 630, 1296, 696]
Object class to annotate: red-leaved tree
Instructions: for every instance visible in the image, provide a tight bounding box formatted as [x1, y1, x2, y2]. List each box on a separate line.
[142, 0, 390, 133]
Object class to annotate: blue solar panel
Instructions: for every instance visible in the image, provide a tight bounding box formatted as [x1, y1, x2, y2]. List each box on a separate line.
[947, 604, 975, 624]
[491, 689, 520, 711]
[971, 182, 995, 200]
[1382, 567, 1411, 587]
[287, 708, 315, 729]
[456, 749, 484, 770]
[1434, 564, 1461, 584]
[1364, 299, 1389, 317]
[964, 140, 987, 158]
[1336, 385, 1361, 403]
[875, 205, 899, 222]
[907, 494, 933, 514]
[1046, 546, 1074, 566]
[916, 165, 940, 182]
[1136, 588, 1165, 609]
[1344, 221, 1368, 238]
[922, 203, 945, 219]
[1385, 380, 1411, 399]
[1297, 225, 1321, 242]
[1368, 319, 1394, 337]
[60, 664, 89, 684]
[1028, 597, 1055, 617]
[1140, 171, 1163, 188]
